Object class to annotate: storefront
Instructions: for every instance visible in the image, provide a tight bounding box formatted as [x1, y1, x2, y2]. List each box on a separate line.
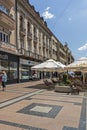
[0, 51, 19, 84]
[0, 51, 41, 84]
[19, 58, 39, 82]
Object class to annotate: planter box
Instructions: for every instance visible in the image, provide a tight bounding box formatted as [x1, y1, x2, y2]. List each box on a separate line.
[55, 85, 72, 93]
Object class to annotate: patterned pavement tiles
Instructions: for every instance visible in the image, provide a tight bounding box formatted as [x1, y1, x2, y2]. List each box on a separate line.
[0, 80, 46, 103]
[0, 120, 46, 130]
[0, 90, 44, 109]
[17, 103, 62, 118]
[0, 80, 86, 130]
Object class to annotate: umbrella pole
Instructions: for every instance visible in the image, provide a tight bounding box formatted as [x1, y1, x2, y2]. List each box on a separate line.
[67, 70, 68, 80]
[82, 72, 85, 84]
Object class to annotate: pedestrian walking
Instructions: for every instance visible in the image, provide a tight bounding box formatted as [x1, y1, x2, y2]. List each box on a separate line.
[0, 72, 2, 88]
[2, 71, 7, 91]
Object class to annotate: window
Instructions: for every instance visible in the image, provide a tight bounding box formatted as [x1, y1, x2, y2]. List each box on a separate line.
[0, 32, 9, 43]
[20, 40, 24, 49]
[27, 22, 30, 33]
[34, 26, 37, 37]
[0, 5, 9, 14]
[3, 34, 5, 42]
[20, 65, 29, 79]
[0, 32, 2, 41]
[10, 62, 18, 80]
[6, 35, 8, 43]
[0, 60, 9, 80]
[20, 15, 24, 30]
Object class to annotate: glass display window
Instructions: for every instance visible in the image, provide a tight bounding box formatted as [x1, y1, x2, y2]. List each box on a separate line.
[0, 60, 9, 79]
[20, 64, 29, 79]
[10, 62, 18, 80]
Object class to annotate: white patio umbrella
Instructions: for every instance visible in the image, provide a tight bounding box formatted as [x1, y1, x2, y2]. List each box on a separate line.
[31, 59, 64, 72]
[65, 57, 87, 83]
[56, 62, 66, 68]
[56, 61, 66, 72]
[65, 57, 87, 72]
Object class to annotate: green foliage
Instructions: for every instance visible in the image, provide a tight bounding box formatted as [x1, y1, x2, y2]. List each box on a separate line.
[60, 73, 72, 86]
[63, 73, 67, 82]
[65, 80, 71, 85]
[58, 73, 72, 86]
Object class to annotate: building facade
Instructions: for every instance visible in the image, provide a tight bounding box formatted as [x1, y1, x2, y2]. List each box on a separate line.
[0, 0, 74, 83]
[0, 0, 20, 83]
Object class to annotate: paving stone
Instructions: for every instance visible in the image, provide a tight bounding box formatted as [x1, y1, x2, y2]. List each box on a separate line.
[0, 80, 86, 130]
[17, 103, 62, 118]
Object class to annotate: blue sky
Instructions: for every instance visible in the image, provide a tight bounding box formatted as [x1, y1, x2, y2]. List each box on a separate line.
[29, 0, 87, 60]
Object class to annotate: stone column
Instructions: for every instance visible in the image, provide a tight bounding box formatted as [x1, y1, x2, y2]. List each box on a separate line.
[17, 11, 21, 49]
[31, 24, 34, 52]
[24, 18, 28, 50]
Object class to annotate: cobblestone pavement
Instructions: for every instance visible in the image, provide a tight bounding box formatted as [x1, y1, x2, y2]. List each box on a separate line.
[0, 80, 86, 130]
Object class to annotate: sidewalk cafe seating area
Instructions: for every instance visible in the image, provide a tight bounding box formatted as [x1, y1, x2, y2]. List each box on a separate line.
[43, 79, 55, 89]
[43, 75, 83, 94]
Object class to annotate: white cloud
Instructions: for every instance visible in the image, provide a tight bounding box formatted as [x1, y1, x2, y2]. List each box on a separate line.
[78, 43, 87, 51]
[68, 17, 72, 21]
[42, 7, 55, 20]
[45, 7, 50, 11]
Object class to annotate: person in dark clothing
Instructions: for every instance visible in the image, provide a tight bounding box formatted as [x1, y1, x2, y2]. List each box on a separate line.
[2, 71, 7, 91]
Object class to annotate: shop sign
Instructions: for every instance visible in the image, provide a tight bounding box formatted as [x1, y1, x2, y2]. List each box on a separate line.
[28, 60, 38, 66]
[20, 58, 29, 65]
[20, 58, 39, 66]
[0, 54, 8, 60]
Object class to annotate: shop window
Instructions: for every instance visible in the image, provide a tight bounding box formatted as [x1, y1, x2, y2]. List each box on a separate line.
[10, 62, 18, 80]
[0, 60, 9, 80]
[20, 64, 29, 79]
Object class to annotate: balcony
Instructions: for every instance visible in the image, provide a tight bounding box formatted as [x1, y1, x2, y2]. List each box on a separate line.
[28, 51, 37, 59]
[43, 42, 46, 48]
[0, 41, 17, 53]
[18, 47, 46, 61]
[33, 35, 38, 43]
[25, 50, 44, 61]
[0, 10, 15, 30]
[46, 43, 49, 49]
[0, 0, 14, 10]
[27, 32, 32, 40]
[20, 27, 26, 36]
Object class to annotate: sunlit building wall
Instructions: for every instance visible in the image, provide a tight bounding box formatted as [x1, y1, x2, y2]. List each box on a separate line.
[0, 0, 74, 83]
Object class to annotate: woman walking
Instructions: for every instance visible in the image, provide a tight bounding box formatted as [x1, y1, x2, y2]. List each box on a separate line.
[2, 71, 7, 91]
[0, 72, 2, 87]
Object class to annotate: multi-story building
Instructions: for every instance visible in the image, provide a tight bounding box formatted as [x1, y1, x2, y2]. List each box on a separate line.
[64, 43, 74, 65]
[51, 36, 58, 61]
[0, 0, 20, 83]
[0, 0, 74, 84]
